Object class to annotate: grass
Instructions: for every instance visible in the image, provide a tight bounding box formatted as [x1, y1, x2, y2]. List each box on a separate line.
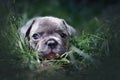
[1, 15, 108, 72]
[1, 1, 120, 80]
[1, 11, 117, 80]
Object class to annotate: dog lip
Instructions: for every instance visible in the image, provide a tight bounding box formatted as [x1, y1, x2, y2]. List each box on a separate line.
[38, 51, 58, 59]
[44, 52, 58, 59]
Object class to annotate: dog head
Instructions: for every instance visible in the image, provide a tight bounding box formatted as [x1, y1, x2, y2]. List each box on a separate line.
[20, 16, 76, 59]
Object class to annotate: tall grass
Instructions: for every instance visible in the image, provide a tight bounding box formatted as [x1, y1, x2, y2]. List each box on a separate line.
[0, 1, 120, 79]
[0, 15, 109, 71]
[0, 13, 112, 80]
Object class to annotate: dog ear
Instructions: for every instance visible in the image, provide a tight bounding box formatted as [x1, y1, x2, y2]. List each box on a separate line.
[62, 19, 77, 37]
[19, 18, 37, 39]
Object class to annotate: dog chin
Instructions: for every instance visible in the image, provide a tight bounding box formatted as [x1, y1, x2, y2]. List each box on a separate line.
[38, 48, 59, 59]
[44, 52, 59, 59]
[38, 51, 59, 59]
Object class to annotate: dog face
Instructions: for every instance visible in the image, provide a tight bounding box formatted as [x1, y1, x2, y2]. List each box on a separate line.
[20, 16, 76, 59]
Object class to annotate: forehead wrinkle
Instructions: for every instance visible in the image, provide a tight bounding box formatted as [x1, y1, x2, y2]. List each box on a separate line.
[39, 20, 59, 27]
[38, 20, 61, 32]
[30, 17, 68, 35]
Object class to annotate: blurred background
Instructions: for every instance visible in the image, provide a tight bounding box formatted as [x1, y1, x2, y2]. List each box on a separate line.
[0, 0, 120, 80]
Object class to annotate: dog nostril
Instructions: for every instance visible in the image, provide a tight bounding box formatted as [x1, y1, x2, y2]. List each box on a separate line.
[47, 39, 58, 48]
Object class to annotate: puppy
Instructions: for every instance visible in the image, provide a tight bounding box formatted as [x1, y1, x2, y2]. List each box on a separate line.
[20, 16, 76, 59]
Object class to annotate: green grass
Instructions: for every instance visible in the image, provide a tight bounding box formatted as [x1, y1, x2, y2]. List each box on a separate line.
[1, 11, 117, 80]
[1, 1, 120, 80]
[1, 15, 108, 72]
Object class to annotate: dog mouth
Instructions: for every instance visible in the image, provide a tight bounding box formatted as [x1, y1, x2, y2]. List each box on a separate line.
[44, 52, 59, 59]
[38, 50, 60, 59]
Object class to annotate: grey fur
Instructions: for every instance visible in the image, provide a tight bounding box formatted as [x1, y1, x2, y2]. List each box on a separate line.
[19, 16, 76, 59]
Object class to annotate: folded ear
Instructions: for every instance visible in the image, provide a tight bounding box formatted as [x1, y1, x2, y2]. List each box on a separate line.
[62, 19, 77, 37]
[19, 17, 37, 39]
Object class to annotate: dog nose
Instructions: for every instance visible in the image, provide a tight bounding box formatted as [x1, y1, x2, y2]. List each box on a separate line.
[46, 39, 58, 49]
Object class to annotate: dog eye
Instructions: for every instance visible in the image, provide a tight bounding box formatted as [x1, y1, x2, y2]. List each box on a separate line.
[32, 33, 40, 39]
[60, 33, 67, 38]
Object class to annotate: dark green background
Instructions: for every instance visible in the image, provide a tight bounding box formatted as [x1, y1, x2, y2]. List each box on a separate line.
[0, 0, 120, 80]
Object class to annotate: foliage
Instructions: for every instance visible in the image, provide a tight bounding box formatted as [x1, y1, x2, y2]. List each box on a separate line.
[1, 15, 108, 70]
[0, 0, 120, 80]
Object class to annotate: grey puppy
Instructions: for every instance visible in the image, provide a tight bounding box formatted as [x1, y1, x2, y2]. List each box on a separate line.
[20, 16, 76, 59]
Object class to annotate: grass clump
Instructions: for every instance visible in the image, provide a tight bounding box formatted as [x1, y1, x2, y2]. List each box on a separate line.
[0, 15, 110, 80]
[2, 15, 108, 71]
[0, 15, 40, 70]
